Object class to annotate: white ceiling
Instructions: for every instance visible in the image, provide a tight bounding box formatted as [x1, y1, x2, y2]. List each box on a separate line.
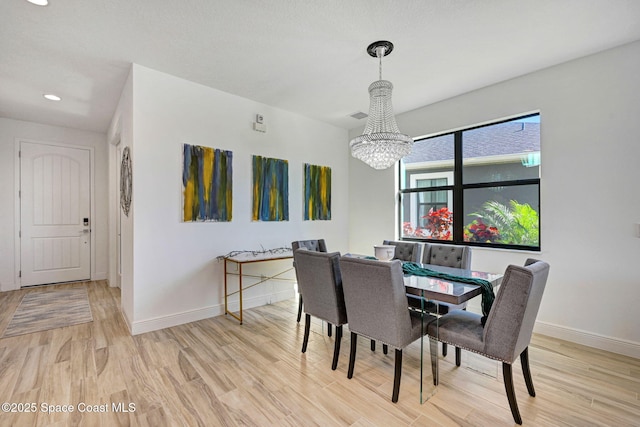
[2, 0, 640, 133]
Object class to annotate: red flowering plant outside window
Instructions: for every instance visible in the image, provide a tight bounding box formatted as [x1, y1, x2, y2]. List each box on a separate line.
[424, 207, 453, 240]
[464, 219, 501, 243]
[404, 207, 454, 240]
[405, 207, 505, 243]
[402, 221, 429, 238]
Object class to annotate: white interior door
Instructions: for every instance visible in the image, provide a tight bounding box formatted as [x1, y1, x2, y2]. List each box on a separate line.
[20, 141, 91, 286]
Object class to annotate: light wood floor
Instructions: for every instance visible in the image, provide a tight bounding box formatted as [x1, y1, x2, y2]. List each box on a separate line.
[0, 281, 638, 426]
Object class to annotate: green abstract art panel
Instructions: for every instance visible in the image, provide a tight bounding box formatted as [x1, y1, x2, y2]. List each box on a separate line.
[304, 163, 331, 220]
[252, 155, 289, 221]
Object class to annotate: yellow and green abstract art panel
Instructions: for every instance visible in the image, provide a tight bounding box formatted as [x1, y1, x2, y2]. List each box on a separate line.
[304, 163, 331, 220]
[182, 144, 232, 222]
[252, 155, 289, 221]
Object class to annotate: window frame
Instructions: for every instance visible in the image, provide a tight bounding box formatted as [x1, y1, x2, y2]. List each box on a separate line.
[410, 172, 453, 229]
[398, 113, 541, 252]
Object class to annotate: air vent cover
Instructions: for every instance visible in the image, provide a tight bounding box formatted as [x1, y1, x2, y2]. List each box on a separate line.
[350, 112, 368, 120]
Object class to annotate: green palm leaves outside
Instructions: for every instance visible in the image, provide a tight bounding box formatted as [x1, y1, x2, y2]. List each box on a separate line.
[470, 200, 539, 246]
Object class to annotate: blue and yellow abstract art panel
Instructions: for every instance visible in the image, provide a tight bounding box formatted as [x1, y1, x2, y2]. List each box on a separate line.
[252, 155, 289, 221]
[304, 163, 331, 220]
[182, 144, 232, 222]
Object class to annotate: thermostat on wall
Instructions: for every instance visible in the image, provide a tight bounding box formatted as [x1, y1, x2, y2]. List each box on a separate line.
[253, 114, 266, 133]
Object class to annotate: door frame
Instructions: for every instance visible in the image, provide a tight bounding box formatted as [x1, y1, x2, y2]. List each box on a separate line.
[14, 138, 96, 289]
[108, 130, 122, 289]
[114, 137, 122, 288]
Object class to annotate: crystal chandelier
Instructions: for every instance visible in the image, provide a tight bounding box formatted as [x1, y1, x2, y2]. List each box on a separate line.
[350, 41, 413, 170]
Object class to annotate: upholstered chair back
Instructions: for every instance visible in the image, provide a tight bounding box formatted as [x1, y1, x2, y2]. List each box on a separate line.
[292, 239, 327, 253]
[422, 243, 471, 269]
[340, 257, 419, 349]
[482, 259, 550, 363]
[292, 239, 330, 323]
[382, 240, 421, 263]
[293, 249, 347, 326]
[292, 239, 327, 267]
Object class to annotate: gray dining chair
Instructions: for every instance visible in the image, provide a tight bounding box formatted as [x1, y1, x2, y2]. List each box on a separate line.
[422, 242, 471, 268]
[293, 248, 347, 370]
[372, 240, 423, 354]
[292, 240, 330, 333]
[340, 256, 436, 402]
[382, 240, 422, 263]
[411, 243, 472, 362]
[427, 258, 550, 425]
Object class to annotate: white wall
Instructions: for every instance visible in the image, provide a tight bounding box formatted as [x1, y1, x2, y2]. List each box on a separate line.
[107, 69, 134, 327]
[0, 118, 108, 292]
[122, 65, 349, 334]
[349, 41, 640, 357]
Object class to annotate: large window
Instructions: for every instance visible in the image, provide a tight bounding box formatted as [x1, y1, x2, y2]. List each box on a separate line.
[400, 113, 541, 250]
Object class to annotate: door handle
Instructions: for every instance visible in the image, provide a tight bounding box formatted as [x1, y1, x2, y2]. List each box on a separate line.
[80, 229, 90, 234]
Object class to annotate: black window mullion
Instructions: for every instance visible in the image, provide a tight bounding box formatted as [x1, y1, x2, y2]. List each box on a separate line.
[453, 131, 464, 243]
[463, 178, 539, 190]
[399, 186, 454, 195]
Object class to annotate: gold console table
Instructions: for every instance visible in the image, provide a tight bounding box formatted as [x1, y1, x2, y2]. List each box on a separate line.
[222, 250, 294, 324]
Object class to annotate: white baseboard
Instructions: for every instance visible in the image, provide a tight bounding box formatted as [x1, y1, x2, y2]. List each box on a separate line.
[120, 292, 639, 360]
[120, 307, 133, 333]
[0, 282, 20, 292]
[92, 272, 107, 281]
[534, 321, 640, 359]
[130, 289, 295, 335]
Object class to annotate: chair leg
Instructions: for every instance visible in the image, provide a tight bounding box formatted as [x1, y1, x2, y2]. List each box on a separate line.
[348, 332, 358, 379]
[520, 347, 536, 397]
[429, 337, 439, 386]
[296, 294, 303, 323]
[502, 362, 523, 425]
[451, 307, 467, 362]
[392, 349, 402, 403]
[369, 340, 387, 354]
[442, 342, 448, 357]
[301, 314, 311, 353]
[331, 326, 342, 370]
[328, 323, 332, 337]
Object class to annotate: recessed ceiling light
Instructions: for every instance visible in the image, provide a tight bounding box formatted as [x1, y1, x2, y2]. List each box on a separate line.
[27, 0, 49, 6]
[43, 94, 61, 101]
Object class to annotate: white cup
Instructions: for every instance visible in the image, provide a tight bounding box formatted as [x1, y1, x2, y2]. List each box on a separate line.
[374, 245, 396, 261]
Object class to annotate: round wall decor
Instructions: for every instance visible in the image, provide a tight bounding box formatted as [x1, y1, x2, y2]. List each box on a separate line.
[120, 146, 132, 216]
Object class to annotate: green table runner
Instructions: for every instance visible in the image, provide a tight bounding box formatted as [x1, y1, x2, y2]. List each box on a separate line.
[402, 262, 495, 325]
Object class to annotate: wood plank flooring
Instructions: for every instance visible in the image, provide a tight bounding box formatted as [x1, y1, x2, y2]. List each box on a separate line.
[0, 280, 638, 426]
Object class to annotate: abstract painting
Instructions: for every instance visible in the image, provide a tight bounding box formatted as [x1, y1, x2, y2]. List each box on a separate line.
[252, 155, 288, 221]
[304, 163, 331, 220]
[182, 144, 232, 222]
